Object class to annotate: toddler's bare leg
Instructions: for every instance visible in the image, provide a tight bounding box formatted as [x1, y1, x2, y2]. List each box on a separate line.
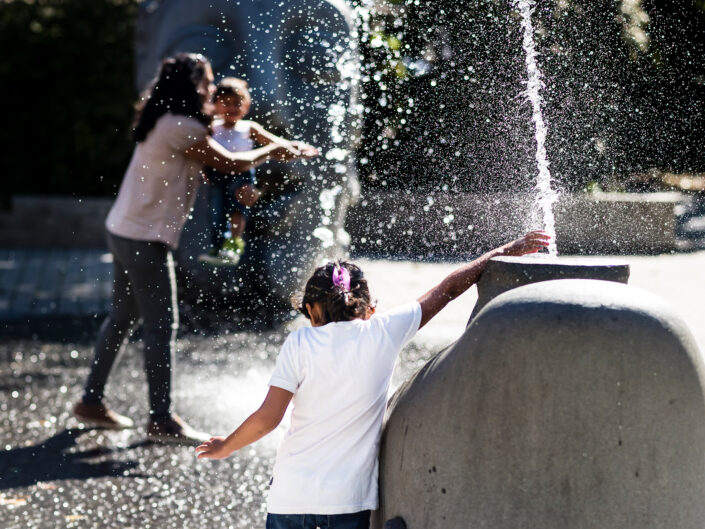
[229, 211, 246, 239]
[235, 183, 260, 207]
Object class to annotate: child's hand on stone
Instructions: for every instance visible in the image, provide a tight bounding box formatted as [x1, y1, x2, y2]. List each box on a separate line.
[501, 231, 551, 256]
[195, 436, 230, 460]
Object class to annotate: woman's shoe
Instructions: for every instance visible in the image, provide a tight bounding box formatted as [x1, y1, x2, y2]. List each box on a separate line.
[73, 402, 134, 430]
[147, 414, 210, 445]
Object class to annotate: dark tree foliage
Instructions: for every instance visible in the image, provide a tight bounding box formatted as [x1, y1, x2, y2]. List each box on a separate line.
[358, 0, 705, 192]
[359, 2, 535, 193]
[635, 0, 705, 175]
[537, 0, 705, 189]
[0, 0, 138, 202]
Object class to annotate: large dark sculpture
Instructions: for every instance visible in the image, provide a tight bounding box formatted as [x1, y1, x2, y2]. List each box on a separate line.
[135, 0, 361, 318]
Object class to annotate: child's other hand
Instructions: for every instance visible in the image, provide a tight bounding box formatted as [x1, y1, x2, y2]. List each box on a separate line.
[270, 144, 302, 162]
[501, 230, 551, 256]
[195, 436, 230, 459]
[290, 141, 320, 159]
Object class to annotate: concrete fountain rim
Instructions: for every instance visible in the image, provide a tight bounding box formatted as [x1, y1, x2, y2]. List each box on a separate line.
[491, 254, 630, 269]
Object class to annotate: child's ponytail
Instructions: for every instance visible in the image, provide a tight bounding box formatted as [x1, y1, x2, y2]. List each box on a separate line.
[297, 261, 374, 324]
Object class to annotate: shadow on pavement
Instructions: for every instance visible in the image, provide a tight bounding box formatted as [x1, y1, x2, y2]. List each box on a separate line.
[0, 428, 147, 490]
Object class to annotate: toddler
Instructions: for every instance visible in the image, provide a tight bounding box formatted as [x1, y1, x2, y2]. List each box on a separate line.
[200, 77, 318, 265]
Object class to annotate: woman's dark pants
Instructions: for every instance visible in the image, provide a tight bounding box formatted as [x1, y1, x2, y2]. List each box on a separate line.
[82, 232, 178, 422]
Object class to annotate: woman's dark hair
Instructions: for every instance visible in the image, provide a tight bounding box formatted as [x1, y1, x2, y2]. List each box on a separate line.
[297, 261, 374, 325]
[132, 53, 212, 142]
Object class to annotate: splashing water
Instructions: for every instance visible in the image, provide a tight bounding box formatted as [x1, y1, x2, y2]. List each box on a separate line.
[515, 0, 559, 256]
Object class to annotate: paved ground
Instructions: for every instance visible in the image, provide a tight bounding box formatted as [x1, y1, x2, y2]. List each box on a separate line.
[2, 248, 704, 350]
[1, 248, 704, 528]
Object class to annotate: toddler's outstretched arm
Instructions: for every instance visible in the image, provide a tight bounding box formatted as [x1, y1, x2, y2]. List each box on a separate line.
[195, 386, 293, 460]
[185, 138, 305, 174]
[250, 122, 320, 158]
[417, 231, 550, 328]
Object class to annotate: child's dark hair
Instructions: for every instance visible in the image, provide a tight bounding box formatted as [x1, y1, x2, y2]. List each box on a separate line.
[214, 77, 250, 102]
[298, 261, 374, 324]
[132, 53, 212, 142]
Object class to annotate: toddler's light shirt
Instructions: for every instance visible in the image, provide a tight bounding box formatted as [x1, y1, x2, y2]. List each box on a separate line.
[267, 301, 422, 515]
[211, 119, 254, 153]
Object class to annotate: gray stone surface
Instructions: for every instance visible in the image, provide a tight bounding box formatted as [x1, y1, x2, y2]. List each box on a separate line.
[376, 279, 705, 529]
[0, 248, 112, 321]
[555, 192, 683, 254]
[469, 255, 630, 321]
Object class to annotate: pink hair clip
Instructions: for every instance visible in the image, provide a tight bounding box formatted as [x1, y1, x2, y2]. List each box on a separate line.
[332, 264, 351, 292]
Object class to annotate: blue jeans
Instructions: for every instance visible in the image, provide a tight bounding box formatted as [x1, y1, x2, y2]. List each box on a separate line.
[206, 167, 255, 249]
[266, 511, 370, 529]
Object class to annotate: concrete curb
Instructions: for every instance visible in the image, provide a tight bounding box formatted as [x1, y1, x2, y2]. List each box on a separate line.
[345, 191, 687, 256]
[0, 196, 112, 248]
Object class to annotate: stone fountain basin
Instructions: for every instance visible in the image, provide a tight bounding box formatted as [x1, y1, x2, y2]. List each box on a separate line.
[376, 264, 705, 529]
[469, 254, 630, 322]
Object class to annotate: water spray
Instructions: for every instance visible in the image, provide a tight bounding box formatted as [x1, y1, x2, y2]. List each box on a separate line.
[515, 0, 559, 256]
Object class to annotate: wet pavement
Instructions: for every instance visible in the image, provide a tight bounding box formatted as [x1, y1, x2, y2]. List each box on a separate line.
[1, 250, 705, 528]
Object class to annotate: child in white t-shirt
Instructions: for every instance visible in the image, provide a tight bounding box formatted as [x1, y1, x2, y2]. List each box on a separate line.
[196, 231, 550, 529]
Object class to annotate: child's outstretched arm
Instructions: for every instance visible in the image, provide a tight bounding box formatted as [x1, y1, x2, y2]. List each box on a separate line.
[195, 386, 293, 460]
[249, 122, 320, 158]
[185, 137, 304, 174]
[416, 231, 550, 329]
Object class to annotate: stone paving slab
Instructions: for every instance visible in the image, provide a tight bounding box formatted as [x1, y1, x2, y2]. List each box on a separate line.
[0, 249, 112, 321]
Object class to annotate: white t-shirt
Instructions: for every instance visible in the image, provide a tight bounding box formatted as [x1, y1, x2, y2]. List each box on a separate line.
[211, 119, 254, 153]
[267, 301, 422, 515]
[106, 114, 207, 248]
